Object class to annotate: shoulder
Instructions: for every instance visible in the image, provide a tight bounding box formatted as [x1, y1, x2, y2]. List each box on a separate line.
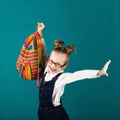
[55, 72, 71, 85]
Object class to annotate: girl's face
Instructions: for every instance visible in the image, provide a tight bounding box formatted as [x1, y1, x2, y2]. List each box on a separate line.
[47, 51, 69, 74]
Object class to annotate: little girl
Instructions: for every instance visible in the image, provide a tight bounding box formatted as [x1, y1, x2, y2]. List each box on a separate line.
[38, 33, 111, 120]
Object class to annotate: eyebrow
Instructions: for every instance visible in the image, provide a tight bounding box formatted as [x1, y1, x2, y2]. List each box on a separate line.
[50, 59, 61, 65]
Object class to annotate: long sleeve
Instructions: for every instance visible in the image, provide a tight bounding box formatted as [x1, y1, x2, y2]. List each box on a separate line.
[61, 70, 99, 85]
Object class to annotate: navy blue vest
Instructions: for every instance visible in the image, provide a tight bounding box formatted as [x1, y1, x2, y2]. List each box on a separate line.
[39, 72, 62, 108]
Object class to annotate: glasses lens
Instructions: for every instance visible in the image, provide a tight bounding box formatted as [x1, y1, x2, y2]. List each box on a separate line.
[48, 59, 66, 68]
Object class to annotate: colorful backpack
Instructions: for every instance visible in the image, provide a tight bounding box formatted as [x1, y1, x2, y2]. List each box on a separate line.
[16, 23, 46, 84]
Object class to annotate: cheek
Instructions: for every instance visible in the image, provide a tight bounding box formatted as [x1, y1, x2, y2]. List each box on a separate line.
[47, 63, 55, 70]
[47, 63, 51, 69]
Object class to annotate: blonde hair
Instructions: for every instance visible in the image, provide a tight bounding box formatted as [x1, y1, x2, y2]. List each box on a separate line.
[53, 40, 75, 56]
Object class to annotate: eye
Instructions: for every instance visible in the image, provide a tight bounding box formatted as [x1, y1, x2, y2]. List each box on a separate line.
[55, 63, 62, 68]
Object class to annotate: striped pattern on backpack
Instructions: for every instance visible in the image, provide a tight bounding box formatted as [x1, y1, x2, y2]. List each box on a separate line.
[16, 31, 46, 81]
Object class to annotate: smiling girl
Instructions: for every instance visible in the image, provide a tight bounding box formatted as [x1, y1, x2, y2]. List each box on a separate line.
[37, 37, 111, 120]
[36, 22, 111, 120]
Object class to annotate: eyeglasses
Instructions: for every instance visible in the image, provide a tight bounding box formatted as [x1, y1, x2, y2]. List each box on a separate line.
[48, 58, 67, 68]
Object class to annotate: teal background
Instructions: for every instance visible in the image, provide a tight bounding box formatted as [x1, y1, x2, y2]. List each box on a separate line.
[0, 0, 119, 120]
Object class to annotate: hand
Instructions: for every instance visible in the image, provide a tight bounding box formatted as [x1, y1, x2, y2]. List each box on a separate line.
[37, 22, 45, 36]
[97, 60, 111, 76]
[38, 22, 45, 30]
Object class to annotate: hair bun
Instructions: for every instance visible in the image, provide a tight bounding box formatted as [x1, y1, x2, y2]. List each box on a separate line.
[54, 40, 64, 49]
[66, 45, 75, 54]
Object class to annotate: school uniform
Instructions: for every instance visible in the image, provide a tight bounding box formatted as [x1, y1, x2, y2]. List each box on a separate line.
[38, 66, 99, 120]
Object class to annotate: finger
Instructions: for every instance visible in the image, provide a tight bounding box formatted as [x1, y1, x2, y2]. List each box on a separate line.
[106, 60, 111, 66]
[104, 60, 111, 67]
[103, 60, 111, 71]
[41, 23, 45, 28]
[104, 72, 108, 76]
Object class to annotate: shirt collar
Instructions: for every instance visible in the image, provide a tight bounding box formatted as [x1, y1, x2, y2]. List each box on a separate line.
[44, 66, 64, 81]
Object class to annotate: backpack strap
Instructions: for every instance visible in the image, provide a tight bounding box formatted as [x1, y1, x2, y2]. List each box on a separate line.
[34, 32, 43, 84]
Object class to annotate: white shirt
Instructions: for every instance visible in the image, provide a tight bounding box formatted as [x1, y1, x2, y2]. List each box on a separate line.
[44, 66, 99, 106]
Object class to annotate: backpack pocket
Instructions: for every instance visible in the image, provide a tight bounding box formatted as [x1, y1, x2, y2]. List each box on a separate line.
[20, 62, 32, 80]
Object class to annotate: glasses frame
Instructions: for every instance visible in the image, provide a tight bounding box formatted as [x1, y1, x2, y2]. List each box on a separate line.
[48, 58, 67, 68]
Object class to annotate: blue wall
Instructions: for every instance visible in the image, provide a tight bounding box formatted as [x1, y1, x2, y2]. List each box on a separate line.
[0, 0, 120, 120]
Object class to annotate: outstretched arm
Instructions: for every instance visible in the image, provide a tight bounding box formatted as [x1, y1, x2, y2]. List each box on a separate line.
[62, 60, 111, 85]
[96, 60, 111, 76]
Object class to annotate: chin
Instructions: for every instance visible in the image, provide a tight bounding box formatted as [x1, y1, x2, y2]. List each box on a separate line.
[48, 67, 57, 74]
[49, 70, 58, 74]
